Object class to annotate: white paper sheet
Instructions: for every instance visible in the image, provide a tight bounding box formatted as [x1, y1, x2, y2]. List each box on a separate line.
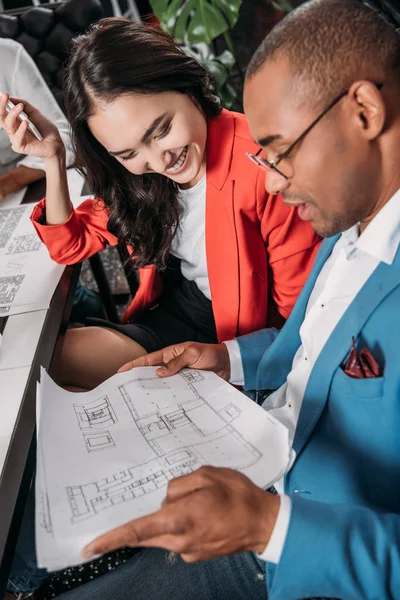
[0, 187, 27, 209]
[0, 169, 87, 317]
[0, 204, 64, 315]
[36, 367, 291, 571]
[0, 310, 46, 370]
[0, 365, 31, 476]
[0, 365, 31, 437]
[0, 436, 11, 475]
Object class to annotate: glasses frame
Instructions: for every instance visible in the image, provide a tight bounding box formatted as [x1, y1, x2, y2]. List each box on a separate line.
[246, 82, 383, 180]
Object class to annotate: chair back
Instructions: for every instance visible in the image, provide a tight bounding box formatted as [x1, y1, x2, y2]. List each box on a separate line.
[0, 0, 103, 108]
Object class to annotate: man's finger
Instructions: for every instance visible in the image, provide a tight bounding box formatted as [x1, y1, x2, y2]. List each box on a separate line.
[82, 505, 189, 558]
[118, 351, 164, 373]
[159, 348, 198, 377]
[164, 468, 211, 504]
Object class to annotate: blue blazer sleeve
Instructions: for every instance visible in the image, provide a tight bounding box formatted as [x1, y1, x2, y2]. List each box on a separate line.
[236, 327, 280, 390]
[269, 495, 400, 600]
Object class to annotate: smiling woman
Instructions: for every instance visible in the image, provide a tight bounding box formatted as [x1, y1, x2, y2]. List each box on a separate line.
[64, 19, 220, 269]
[19, 17, 321, 391]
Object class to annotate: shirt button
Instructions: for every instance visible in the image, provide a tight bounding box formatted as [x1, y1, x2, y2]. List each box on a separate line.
[321, 303, 325, 308]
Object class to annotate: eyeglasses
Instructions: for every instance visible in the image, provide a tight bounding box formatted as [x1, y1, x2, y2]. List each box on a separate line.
[246, 83, 383, 180]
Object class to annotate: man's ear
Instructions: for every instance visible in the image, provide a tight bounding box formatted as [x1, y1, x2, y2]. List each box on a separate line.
[348, 80, 386, 141]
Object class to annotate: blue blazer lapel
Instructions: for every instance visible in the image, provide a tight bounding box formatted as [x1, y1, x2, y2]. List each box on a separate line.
[293, 244, 400, 456]
[256, 235, 340, 390]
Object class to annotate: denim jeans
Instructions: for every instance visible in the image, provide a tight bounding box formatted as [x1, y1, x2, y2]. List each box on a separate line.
[7, 486, 48, 594]
[55, 549, 268, 600]
[8, 483, 267, 599]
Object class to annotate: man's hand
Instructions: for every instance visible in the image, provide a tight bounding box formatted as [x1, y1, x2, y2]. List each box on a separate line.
[82, 466, 280, 562]
[119, 342, 231, 381]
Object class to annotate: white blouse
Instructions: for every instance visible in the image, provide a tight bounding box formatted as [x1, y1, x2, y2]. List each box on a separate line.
[170, 175, 210, 299]
[0, 38, 73, 176]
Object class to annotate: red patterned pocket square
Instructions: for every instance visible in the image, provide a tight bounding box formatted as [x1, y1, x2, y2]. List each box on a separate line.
[343, 337, 381, 379]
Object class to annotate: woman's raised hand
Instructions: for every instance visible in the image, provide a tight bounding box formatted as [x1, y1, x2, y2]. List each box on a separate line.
[0, 92, 65, 161]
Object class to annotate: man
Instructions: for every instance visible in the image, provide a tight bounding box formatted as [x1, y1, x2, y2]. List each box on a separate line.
[56, 0, 400, 598]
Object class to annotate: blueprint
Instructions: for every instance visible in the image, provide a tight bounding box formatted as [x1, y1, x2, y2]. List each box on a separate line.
[36, 367, 291, 571]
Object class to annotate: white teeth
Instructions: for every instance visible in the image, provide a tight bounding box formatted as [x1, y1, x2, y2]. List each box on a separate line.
[168, 146, 188, 172]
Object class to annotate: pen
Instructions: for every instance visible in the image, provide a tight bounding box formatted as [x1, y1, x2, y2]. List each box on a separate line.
[2, 96, 43, 141]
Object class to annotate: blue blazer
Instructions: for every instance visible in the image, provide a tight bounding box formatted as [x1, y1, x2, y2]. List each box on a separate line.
[237, 236, 400, 600]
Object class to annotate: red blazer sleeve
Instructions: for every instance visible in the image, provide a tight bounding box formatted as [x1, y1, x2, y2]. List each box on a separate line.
[256, 173, 321, 320]
[31, 198, 119, 264]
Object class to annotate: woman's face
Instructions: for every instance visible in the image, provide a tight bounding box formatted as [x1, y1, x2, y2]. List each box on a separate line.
[88, 91, 208, 189]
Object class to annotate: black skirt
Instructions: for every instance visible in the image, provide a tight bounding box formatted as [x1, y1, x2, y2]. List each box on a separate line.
[87, 276, 218, 353]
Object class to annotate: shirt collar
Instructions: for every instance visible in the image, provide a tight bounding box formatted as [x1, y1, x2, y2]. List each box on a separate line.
[341, 188, 400, 265]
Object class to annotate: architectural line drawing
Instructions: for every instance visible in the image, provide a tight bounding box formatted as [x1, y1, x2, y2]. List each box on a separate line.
[4, 253, 29, 275]
[37, 367, 290, 570]
[73, 396, 118, 430]
[0, 275, 25, 304]
[65, 369, 262, 523]
[37, 490, 53, 534]
[0, 206, 25, 249]
[219, 402, 241, 422]
[83, 431, 115, 453]
[6, 233, 41, 254]
[66, 450, 199, 522]
[179, 369, 205, 384]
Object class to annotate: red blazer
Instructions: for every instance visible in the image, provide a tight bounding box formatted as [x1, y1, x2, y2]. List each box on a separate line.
[31, 110, 321, 342]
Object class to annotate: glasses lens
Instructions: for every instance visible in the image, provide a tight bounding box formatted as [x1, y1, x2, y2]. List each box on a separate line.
[246, 152, 259, 166]
[246, 152, 288, 179]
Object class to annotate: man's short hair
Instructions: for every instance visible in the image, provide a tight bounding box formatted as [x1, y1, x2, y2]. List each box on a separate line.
[246, 0, 400, 109]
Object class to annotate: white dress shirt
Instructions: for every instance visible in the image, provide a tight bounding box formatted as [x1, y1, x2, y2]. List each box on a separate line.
[171, 175, 211, 299]
[225, 188, 400, 563]
[0, 38, 73, 175]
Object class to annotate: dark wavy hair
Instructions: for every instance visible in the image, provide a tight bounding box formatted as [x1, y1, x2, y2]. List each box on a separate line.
[63, 18, 221, 269]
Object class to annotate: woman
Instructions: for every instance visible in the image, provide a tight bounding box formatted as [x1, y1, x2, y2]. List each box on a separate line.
[1, 18, 320, 391]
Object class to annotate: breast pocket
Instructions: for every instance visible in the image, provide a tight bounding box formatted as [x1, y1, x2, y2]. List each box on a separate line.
[332, 365, 385, 399]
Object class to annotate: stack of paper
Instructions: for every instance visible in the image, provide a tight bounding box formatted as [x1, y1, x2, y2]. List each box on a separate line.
[36, 367, 291, 571]
[0, 204, 64, 316]
[0, 169, 85, 317]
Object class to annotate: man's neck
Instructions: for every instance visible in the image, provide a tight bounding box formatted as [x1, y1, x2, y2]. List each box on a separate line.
[359, 173, 400, 234]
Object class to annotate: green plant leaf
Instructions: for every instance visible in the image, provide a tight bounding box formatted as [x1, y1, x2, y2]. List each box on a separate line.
[150, 0, 242, 44]
[267, 0, 293, 14]
[182, 43, 238, 108]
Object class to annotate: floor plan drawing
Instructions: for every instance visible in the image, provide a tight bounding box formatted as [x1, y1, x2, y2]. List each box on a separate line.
[63, 369, 263, 523]
[6, 233, 41, 254]
[73, 396, 118, 430]
[83, 431, 116, 453]
[0, 275, 25, 304]
[37, 367, 291, 570]
[117, 368, 254, 459]
[4, 253, 29, 275]
[0, 206, 25, 249]
[66, 450, 197, 522]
